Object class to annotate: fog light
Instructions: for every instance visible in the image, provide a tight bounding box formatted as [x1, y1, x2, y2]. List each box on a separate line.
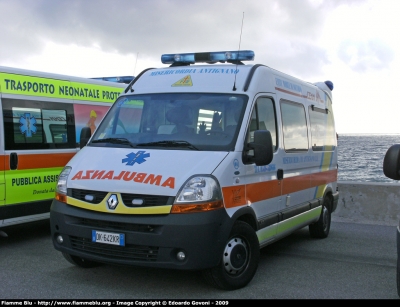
[56, 235, 64, 244]
[176, 251, 186, 261]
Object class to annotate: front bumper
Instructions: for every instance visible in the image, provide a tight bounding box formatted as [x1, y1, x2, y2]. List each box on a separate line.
[50, 199, 232, 270]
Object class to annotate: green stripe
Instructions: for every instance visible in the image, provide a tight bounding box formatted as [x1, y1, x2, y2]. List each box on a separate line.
[0, 72, 124, 103]
[3, 167, 62, 205]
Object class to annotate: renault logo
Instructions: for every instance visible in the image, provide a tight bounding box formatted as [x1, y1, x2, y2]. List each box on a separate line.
[107, 194, 119, 210]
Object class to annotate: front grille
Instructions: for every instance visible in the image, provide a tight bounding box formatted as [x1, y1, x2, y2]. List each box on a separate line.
[69, 189, 108, 204]
[70, 236, 158, 261]
[65, 215, 162, 233]
[68, 189, 174, 207]
[121, 193, 173, 207]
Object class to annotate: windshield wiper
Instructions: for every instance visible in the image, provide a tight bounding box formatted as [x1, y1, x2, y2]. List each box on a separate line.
[91, 138, 135, 148]
[136, 140, 199, 150]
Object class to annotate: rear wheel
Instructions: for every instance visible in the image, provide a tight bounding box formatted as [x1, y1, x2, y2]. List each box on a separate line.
[309, 196, 331, 238]
[202, 221, 259, 290]
[62, 252, 101, 268]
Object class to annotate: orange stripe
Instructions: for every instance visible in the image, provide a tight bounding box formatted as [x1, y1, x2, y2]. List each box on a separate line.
[222, 169, 337, 209]
[0, 155, 5, 171]
[310, 169, 337, 186]
[223, 180, 281, 209]
[222, 185, 246, 208]
[246, 180, 281, 204]
[3, 152, 75, 171]
[282, 174, 312, 194]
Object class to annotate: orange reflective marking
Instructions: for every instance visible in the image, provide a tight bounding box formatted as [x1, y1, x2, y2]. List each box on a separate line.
[310, 169, 338, 186]
[0, 155, 5, 171]
[4, 153, 75, 171]
[245, 180, 281, 204]
[222, 184, 246, 208]
[223, 169, 337, 209]
[282, 174, 312, 194]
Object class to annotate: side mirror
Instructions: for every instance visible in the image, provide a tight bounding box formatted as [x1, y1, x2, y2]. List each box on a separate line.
[79, 127, 92, 149]
[383, 144, 400, 180]
[247, 130, 274, 166]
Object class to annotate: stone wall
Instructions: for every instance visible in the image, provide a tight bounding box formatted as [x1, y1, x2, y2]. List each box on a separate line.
[334, 181, 400, 226]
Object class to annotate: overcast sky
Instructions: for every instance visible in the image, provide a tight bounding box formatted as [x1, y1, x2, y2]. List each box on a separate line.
[0, 0, 398, 134]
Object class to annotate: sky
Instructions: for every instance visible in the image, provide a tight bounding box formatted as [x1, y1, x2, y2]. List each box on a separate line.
[0, 0, 398, 134]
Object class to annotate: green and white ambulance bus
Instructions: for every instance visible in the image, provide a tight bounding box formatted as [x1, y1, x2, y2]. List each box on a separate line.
[0, 66, 126, 230]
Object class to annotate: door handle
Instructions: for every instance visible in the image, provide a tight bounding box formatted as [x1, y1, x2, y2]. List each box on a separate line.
[277, 169, 283, 180]
[10, 152, 18, 170]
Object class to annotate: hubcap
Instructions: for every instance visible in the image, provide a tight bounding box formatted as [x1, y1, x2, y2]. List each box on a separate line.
[223, 237, 248, 274]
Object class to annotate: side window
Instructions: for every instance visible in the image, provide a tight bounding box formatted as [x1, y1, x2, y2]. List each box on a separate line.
[246, 97, 277, 150]
[43, 109, 68, 143]
[3, 98, 75, 150]
[309, 104, 336, 151]
[280, 100, 308, 152]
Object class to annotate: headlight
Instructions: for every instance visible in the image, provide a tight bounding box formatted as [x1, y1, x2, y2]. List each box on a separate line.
[56, 166, 71, 195]
[176, 176, 222, 203]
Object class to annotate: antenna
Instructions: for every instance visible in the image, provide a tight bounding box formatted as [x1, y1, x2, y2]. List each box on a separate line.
[238, 12, 244, 52]
[233, 12, 244, 91]
[133, 52, 139, 76]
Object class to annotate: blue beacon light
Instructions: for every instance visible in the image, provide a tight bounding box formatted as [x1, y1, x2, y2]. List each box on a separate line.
[161, 50, 255, 65]
[324, 80, 334, 91]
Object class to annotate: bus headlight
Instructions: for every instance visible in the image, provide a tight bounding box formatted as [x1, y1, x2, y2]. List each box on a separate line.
[56, 166, 71, 195]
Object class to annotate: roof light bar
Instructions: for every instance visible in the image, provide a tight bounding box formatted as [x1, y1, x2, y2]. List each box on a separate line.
[161, 50, 255, 65]
[91, 76, 134, 84]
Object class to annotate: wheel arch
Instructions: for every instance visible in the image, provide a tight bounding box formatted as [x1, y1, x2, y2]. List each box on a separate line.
[317, 183, 335, 211]
[322, 187, 334, 213]
[230, 206, 258, 231]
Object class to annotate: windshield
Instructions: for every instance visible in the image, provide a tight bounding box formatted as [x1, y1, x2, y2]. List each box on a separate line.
[90, 93, 247, 151]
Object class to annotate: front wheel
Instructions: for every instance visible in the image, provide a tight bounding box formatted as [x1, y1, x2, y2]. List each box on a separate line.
[309, 196, 332, 238]
[62, 252, 101, 268]
[202, 221, 260, 290]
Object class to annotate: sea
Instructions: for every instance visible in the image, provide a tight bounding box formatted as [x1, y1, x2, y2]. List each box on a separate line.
[337, 134, 400, 183]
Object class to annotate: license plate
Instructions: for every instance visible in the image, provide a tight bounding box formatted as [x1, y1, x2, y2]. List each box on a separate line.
[92, 230, 125, 246]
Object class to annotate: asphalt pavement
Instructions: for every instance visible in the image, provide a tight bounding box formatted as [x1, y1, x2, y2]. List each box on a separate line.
[0, 218, 398, 300]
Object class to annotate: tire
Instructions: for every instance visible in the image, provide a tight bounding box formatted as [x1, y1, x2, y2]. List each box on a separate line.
[309, 196, 331, 239]
[202, 221, 260, 290]
[62, 252, 101, 268]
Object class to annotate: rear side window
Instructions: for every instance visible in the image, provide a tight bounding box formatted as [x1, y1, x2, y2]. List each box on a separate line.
[2, 98, 76, 150]
[309, 105, 336, 151]
[280, 100, 308, 152]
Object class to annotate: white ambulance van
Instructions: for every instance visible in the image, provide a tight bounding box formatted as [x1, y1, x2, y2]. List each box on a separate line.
[0, 66, 127, 230]
[50, 50, 339, 290]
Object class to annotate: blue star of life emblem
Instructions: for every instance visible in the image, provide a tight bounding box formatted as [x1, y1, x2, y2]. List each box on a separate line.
[122, 151, 150, 166]
[19, 113, 37, 137]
